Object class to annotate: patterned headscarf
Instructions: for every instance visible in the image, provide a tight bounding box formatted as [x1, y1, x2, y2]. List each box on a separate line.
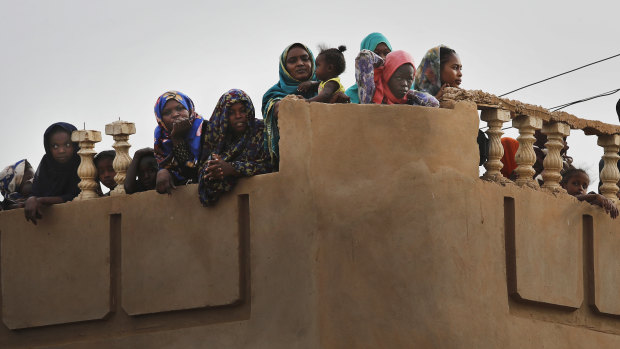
[413, 45, 452, 96]
[373, 50, 416, 105]
[261, 43, 317, 168]
[346, 33, 393, 104]
[153, 90, 204, 181]
[199, 89, 269, 206]
[0, 159, 32, 200]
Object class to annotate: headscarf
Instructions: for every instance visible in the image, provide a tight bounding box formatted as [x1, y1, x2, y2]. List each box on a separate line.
[31, 122, 81, 202]
[414, 45, 452, 96]
[372, 50, 416, 105]
[262, 43, 317, 168]
[0, 159, 32, 201]
[200, 89, 269, 206]
[500, 137, 519, 178]
[345, 33, 393, 104]
[153, 90, 204, 181]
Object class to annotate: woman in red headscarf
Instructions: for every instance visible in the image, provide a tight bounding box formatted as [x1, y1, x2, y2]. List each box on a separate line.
[354, 49, 439, 107]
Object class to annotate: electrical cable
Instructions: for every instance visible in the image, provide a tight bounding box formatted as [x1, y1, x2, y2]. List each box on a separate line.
[498, 53, 620, 97]
[548, 88, 620, 112]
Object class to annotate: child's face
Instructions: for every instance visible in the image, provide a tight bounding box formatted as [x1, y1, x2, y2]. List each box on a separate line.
[387, 64, 414, 99]
[49, 131, 74, 164]
[314, 55, 332, 82]
[228, 102, 249, 136]
[138, 157, 158, 190]
[96, 157, 117, 190]
[161, 99, 189, 131]
[440, 53, 462, 87]
[374, 43, 391, 60]
[285, 46, 312, 81]
[19, 166, 34, 196]
[563, 172, 589, 196]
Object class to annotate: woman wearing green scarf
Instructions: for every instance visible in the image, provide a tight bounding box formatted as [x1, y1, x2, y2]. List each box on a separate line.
[261, 43, 317, 171]
[345, 33, 393, 104]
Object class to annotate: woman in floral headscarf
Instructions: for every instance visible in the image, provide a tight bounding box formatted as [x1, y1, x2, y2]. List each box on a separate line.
[413, 45, 462, 99]
[153, 90, 204, 194]
[199, 89, 270, 206]
[0, 159, 34, 210]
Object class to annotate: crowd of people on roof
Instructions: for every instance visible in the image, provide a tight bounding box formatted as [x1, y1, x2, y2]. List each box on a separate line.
[0, 32, 617, 223]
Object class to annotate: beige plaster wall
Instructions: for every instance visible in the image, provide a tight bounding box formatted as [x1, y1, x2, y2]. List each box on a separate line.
[1, 99, 620, 348]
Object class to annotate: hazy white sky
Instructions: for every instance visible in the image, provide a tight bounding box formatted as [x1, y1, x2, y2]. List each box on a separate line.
[1, 0, 619, 196]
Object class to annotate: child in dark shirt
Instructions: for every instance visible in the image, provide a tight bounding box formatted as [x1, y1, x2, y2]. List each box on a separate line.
[94, 150, 117, 195]
[561, 168, 618, 219]
[125, 148, 157, 194]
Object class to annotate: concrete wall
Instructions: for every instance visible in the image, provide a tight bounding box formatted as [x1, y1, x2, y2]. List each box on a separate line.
[1, 100, 620, 348]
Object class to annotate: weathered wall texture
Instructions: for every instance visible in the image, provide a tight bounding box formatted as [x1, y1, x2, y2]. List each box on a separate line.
[1, 99, 620, 348]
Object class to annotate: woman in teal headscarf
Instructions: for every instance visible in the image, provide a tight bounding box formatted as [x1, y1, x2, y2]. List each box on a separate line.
[345, 33, 393, 104]
[262, 43, 317, 170]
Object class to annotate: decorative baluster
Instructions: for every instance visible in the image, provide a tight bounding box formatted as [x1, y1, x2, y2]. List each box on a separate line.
[480, 108, 512, 183]
[597, 134, 620, 202]
[71, 130, 102, 200]
[513, 115, 542, 188]
[105, 120, 136, 196]
[541, 122, 570, 192]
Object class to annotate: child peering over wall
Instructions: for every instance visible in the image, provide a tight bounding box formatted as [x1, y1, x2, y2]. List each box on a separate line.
[354, 49, 439, 106]
[24, 122, 81, 225]
[94, 150, 117, 196]
[124, 148, 157, 194]
[561, 168, 618, 219]
[0, 159, 34, 210]
[153, 91, 204, 194]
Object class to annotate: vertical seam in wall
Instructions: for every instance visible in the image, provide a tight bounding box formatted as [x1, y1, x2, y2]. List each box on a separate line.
[109, 214, 122, 318]
[238, 194, 251, 308]
[583, 214, 596, 312]
[504, 197, 518, 300]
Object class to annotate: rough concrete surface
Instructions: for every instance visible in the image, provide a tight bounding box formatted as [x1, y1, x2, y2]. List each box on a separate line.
[1, 100, 620, 348]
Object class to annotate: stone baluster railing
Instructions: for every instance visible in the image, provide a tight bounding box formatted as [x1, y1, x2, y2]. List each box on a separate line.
[541, 122, 570, 192]
[71, 130, 102, 200]
[480, 109, 511, 184]
[597, 134, 620, 202]
[105, 120, 136, 196]
[513, 115, 542, 189]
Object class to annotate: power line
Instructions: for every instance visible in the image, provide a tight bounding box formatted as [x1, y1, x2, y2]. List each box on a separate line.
[548, 88, 620, 112]
[498, 53, 620, 97]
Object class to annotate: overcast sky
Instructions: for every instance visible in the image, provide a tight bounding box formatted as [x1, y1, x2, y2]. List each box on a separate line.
[1, 0, 619, 197]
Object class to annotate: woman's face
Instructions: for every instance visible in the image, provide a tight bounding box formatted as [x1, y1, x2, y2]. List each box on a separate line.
[285, 46, 312, 81]
[374, 42, 391, 59]
[228, 102, 249, 136]
[440, 53, 462, 87]
[161, 99, 189, 131]
[387, 64, 414, 99]
[49, 130, 74, 164]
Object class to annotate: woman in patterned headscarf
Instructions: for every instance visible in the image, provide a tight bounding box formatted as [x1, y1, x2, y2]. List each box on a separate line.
[199, 89, 270, 206]
[153, 90, 204, 194]
[0, 159, 34, 210]
[413, 45, 462, 99]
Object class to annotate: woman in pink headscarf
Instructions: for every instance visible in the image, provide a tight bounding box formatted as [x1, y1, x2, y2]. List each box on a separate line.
[354, 49, 439, 107]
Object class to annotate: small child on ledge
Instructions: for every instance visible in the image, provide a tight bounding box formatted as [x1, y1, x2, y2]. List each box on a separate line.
[560, 168, 618, 219]
[94, 150, 117, 196]
[297, 45, 350, 103]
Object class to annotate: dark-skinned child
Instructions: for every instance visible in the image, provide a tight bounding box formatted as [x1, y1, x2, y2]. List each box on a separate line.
[297, 45, 350, 103]
[125, 147, 157, 194]
[560, 168, 618, 219]
[24, 122, 81, 225]
[94, 150, 117, 195]
[0, 159, 35, 210]
[153, 91, 204, 195]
